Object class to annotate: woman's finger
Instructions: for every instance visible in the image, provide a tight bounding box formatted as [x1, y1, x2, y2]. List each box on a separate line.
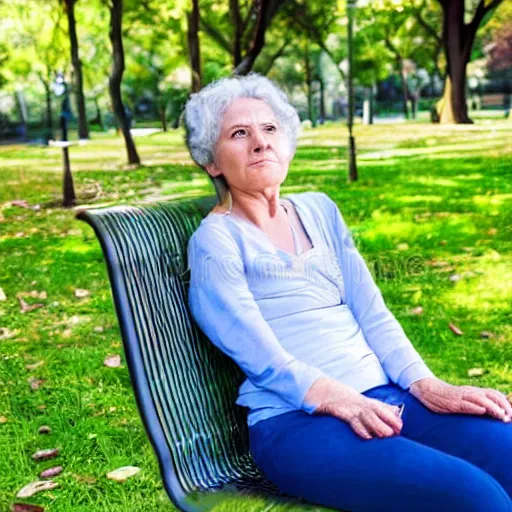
[484, 389, 512, 418]
[374, 405, 403, 435]
[364, 409, 396, 438]
[459, 399, 487, 415]
[463, 392, 506, 419]
[351, 417, 373, 440]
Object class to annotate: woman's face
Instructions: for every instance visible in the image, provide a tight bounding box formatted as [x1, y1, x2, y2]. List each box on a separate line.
[205, 97, 293, 194]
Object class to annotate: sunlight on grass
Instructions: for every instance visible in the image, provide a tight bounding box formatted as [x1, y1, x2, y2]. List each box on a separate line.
[472, 193, 512, 206]
[0, 119, 511, 511]
[408, 177, 460, 188]
[441, 259, 512, 314]
[396, 195, 444, 204]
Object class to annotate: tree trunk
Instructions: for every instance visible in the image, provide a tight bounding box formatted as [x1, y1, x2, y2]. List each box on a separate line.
[260, 39, 289, 75]
[15, 90, 28, 138]
[93, 97, 103, 129]
[363, 85, 374, 125]
[230, 0, 243, 67]
[159, 106, 168, 132]
[65, 0, 89, 139]
[108, 0, 140, 165]
[318, 77, 326, 124]
[41, 78, 53, 141]
[438, 0, 475, 124]
[187, 0, 202, 92]
[399, 64, 409, 119]
[305, 40, 316, 127]
[232, 0, 285, 75]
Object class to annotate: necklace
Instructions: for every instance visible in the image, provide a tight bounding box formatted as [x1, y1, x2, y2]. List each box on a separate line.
[225, 191, 300, 256]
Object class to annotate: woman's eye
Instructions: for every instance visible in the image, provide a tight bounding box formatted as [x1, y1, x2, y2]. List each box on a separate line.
[232, 129, 246, 137]
[265, 125, 276, 132]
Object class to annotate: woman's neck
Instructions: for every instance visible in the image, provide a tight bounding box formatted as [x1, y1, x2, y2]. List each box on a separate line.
[227, 188, 286, 231]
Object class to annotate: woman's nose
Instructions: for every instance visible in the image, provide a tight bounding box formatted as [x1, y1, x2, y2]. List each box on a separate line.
[252, 128, 271, 153]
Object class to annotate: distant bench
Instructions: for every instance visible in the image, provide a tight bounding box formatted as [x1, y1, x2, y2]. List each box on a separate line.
[481, 93, 507, 109]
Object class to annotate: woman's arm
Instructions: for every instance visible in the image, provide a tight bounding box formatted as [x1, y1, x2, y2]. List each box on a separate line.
[323, 193, 436, 391]
[187, 224, 330, 413]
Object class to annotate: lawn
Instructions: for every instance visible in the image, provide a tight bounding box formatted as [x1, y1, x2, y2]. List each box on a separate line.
[1, 118, 511, 511]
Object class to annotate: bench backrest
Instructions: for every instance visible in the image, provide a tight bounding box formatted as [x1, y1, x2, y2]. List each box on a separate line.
[77, 195, 283, 510]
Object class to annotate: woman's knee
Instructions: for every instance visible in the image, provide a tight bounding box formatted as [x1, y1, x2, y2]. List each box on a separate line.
[448, 463, 512, 512]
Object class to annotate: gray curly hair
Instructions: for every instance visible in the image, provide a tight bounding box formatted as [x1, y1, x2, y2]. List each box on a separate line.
[181, 72, 301, 199]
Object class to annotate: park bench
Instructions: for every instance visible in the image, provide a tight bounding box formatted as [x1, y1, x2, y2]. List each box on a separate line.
[480, 93, 507, 109]
[75, 179, 319, 511]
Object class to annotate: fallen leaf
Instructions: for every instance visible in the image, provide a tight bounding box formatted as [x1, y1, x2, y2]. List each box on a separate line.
[19, 298, 44, 314]
[0, 287, 6, 301]
[39, 466, 63, 479]
[28, 377, 44, 391]
[11, 503, 45, 512]
[449, 274, 461, 282]
[437, 266, 455, 273]
[38, 425, 52, 434]
[104, 355, 121, 368]
[487, 228, 498, 236]
[467, 368, 485, 377]
[0, 416, 7, 424]
[93, 326, 104, 333]
[449, 323, 463, 336]
[16, 480, 58, 498]
[409, 306, 424, 316]
[74, 289, 90, 299]
[0, 328, 18, 341]
[32, 448, 59, 462]
[16, 291, 48, 300]
[11, 200, 29, 209]
[106, 466, 140, 482]
[26, 361, 45, 371]
[439, 240, 448, 246]
[507, 393, 512, 404]
[430, 260, 450, 267]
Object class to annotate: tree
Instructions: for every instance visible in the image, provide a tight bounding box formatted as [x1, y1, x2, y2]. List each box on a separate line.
[436, 0, 506, 123]
[107, 0, 140, 165]
[359, 1, 441, 119]
[187, 0, 201, 91]
[62, 0, 89, 139]
[0, 43, 8, 90]
[199, 0, 289, 76]
[0, 0, 68, 141]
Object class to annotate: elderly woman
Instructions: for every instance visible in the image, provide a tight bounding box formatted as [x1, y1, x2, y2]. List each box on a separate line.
[183, 73, 512, 512]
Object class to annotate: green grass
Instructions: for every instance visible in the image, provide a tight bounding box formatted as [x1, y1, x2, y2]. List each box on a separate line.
[1, 118, 511, 511]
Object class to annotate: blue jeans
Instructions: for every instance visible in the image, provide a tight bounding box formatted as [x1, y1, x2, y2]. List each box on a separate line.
[248, 383, 512, 512]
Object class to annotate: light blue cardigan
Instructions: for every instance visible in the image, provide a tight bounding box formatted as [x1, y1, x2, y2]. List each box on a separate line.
[187, 191, 435, 427]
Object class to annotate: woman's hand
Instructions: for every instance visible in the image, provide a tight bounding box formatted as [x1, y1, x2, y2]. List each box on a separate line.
[409, 377, 512, 423]
[311, 379, 403, 440]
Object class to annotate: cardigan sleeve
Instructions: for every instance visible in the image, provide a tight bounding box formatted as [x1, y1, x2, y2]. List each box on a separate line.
[187, 224, 329, 413]
[321, 192, 436, 390]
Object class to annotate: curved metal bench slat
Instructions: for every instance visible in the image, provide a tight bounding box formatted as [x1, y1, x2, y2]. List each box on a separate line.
[76, 196, 303, 511]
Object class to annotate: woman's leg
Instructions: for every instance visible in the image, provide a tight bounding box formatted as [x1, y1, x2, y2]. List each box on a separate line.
[400, 389, 512, 499]
[249, 410, 512, 512]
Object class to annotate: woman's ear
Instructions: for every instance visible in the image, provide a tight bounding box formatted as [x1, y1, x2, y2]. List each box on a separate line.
[204, 162, 223, 178]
